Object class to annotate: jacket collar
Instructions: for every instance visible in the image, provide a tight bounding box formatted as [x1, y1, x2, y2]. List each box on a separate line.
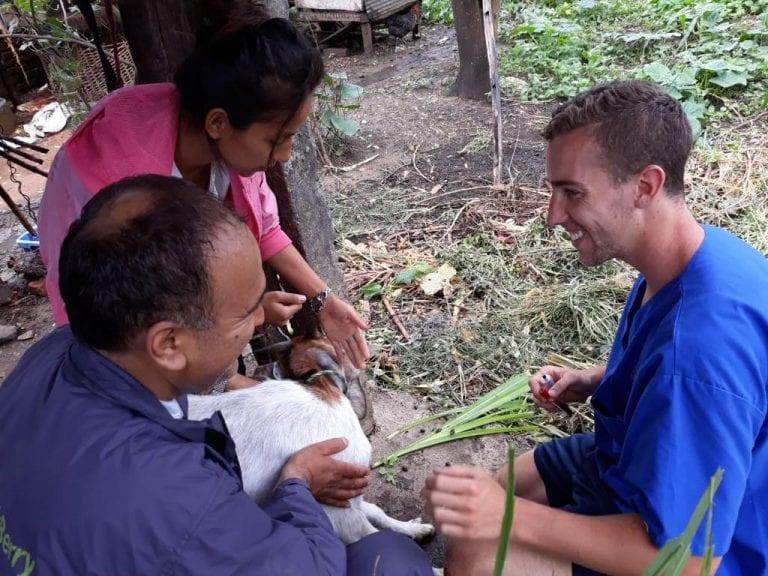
[61, 329, 242, 481]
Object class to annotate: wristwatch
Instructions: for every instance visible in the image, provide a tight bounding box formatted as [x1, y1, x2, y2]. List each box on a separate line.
[309, 288, 332, 314]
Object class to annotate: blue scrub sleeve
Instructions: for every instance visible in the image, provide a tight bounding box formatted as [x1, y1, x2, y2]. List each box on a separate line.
[601, 374, 763, 556]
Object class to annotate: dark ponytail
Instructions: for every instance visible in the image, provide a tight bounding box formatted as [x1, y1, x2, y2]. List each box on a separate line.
[174, 18, 324, 129]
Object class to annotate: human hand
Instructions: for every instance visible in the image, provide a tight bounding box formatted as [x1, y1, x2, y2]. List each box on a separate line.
[262, 291, 306, 326]
[279, 438, 370, 508]
[423, 465, 506, 540]
[318, 295, 370, 369]
[529, 365, 600, 411]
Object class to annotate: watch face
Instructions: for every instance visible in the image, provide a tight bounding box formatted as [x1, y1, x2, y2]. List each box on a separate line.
[309, 289, 331, 314]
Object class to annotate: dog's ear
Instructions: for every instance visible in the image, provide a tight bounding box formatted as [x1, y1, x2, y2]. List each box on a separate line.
[252, 339, 293, 365]
[344, 366, 373, 435]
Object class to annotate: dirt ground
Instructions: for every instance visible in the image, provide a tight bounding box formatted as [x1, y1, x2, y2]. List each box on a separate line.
[322, 24, 551, 564]
[0, 23, 552, 567]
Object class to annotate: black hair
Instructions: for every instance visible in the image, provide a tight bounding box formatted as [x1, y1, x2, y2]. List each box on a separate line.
[174, 18, 324, 129]
[59, 174, 247, 351]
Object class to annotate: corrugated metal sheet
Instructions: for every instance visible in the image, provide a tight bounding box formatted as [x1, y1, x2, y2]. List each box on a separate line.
[365, 0, 417, 22]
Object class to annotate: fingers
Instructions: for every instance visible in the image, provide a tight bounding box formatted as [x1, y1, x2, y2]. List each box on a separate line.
[429, 465, 484, 480]
[262, 291, 305, 325]
[349, 307, 369, 330]
[426, 490, 470, 512]
[425, 470, 477, 495]
[272, 292, 307, 305]
[332, 475, 370, 490]
[529, 366, 569, 408]
[322, 486, 366, 502]
[319, 497, 352, 508]
[342, 334, 366, 370]
[335, 461, 370, 481]
[353, 330, 370, 362]
[312, 437, 349, 456]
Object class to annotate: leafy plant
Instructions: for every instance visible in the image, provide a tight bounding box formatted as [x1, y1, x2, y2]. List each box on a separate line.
[392, 263, 432, 286]
[493, 444, 516, 576]
[374, 373, 536, 467]
[422, 0, 454, 24]
[315, 72, 364, 138]
[360, 281, 383, 300]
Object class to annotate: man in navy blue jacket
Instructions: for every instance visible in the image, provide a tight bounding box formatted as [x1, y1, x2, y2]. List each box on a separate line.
[0, 174, 433, 576]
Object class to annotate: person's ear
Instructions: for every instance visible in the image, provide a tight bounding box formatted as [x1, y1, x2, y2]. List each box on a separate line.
[145, 322, 190, 373]
[204, 108, 232, 141]
[634, 165, 666, 208]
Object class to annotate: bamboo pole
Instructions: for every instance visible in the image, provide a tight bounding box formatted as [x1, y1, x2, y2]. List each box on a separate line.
[481, 0, 503, 185]
[0, 183, 37, 235]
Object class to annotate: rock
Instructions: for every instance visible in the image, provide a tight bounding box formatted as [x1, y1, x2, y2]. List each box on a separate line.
[0, 282, 12, 306]
[6, 252, 46, 280]
[27, 278, 47, 297]
[0, 325, 18, 344]
[17, 330, 34, 341]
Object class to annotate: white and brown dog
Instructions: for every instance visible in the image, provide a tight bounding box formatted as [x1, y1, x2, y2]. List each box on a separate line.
[187, 336, 434, 545]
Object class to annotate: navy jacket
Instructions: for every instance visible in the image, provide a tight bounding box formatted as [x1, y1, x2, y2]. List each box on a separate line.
[0, 328, 346, 575]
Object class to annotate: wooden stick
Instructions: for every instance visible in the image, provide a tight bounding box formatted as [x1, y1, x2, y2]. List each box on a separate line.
[0, 149, 48, 176]
[481, 0, 503, 185]
[381, 295, 412, 342]
[325, 153, 379, 172]
[0, 32, 95, 50]
[0, 183, 37, 235]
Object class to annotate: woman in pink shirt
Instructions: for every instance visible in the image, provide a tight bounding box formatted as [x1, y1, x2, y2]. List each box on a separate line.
[39, 18, 369, 373]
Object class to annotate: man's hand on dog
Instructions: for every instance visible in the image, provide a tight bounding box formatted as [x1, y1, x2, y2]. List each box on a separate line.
[280, 437, 370, 507]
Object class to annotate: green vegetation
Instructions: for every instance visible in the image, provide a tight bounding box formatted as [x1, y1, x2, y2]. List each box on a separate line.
[420, 0, 767, 134]
[422, 0, 455, 24]
[315, 73, 364, 138]
[499, 0, 767, 134]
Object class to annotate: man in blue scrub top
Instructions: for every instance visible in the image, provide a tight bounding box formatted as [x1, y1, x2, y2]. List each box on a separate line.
[423, 80, 768, 575]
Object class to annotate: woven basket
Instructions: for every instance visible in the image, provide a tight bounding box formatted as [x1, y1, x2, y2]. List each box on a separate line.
[39, 40, 136, 105]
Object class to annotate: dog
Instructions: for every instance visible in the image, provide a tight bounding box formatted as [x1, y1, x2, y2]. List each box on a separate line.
[187, 336, 435, 545]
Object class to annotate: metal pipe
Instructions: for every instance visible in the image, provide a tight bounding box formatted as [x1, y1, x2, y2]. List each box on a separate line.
[0, 140, 43, 164]
[0, 135, 48, 154]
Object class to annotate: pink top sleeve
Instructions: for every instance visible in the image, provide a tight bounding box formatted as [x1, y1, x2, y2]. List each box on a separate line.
[249, 173, 292, 261]
[39, 150, 96, 326]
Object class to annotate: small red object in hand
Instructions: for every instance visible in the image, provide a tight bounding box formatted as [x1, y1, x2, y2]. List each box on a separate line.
[539, 374, 555, 400]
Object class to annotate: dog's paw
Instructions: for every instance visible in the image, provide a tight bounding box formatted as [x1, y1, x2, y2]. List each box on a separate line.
[404, 518, 436, 541]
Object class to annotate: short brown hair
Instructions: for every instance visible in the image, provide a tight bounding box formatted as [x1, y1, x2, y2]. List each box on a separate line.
[544, 80, 693, 196]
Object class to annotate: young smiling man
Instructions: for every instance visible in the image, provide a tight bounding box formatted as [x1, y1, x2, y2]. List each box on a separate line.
[423, 81, 768, 575]
[0, 175, 433, 575]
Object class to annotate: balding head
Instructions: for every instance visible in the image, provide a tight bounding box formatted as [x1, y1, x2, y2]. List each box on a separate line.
[60, 174, 257, 351]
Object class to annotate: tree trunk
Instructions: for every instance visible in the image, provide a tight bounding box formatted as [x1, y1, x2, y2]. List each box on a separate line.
[115, 0, 197, 83]
[451, 0, 499, 100]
